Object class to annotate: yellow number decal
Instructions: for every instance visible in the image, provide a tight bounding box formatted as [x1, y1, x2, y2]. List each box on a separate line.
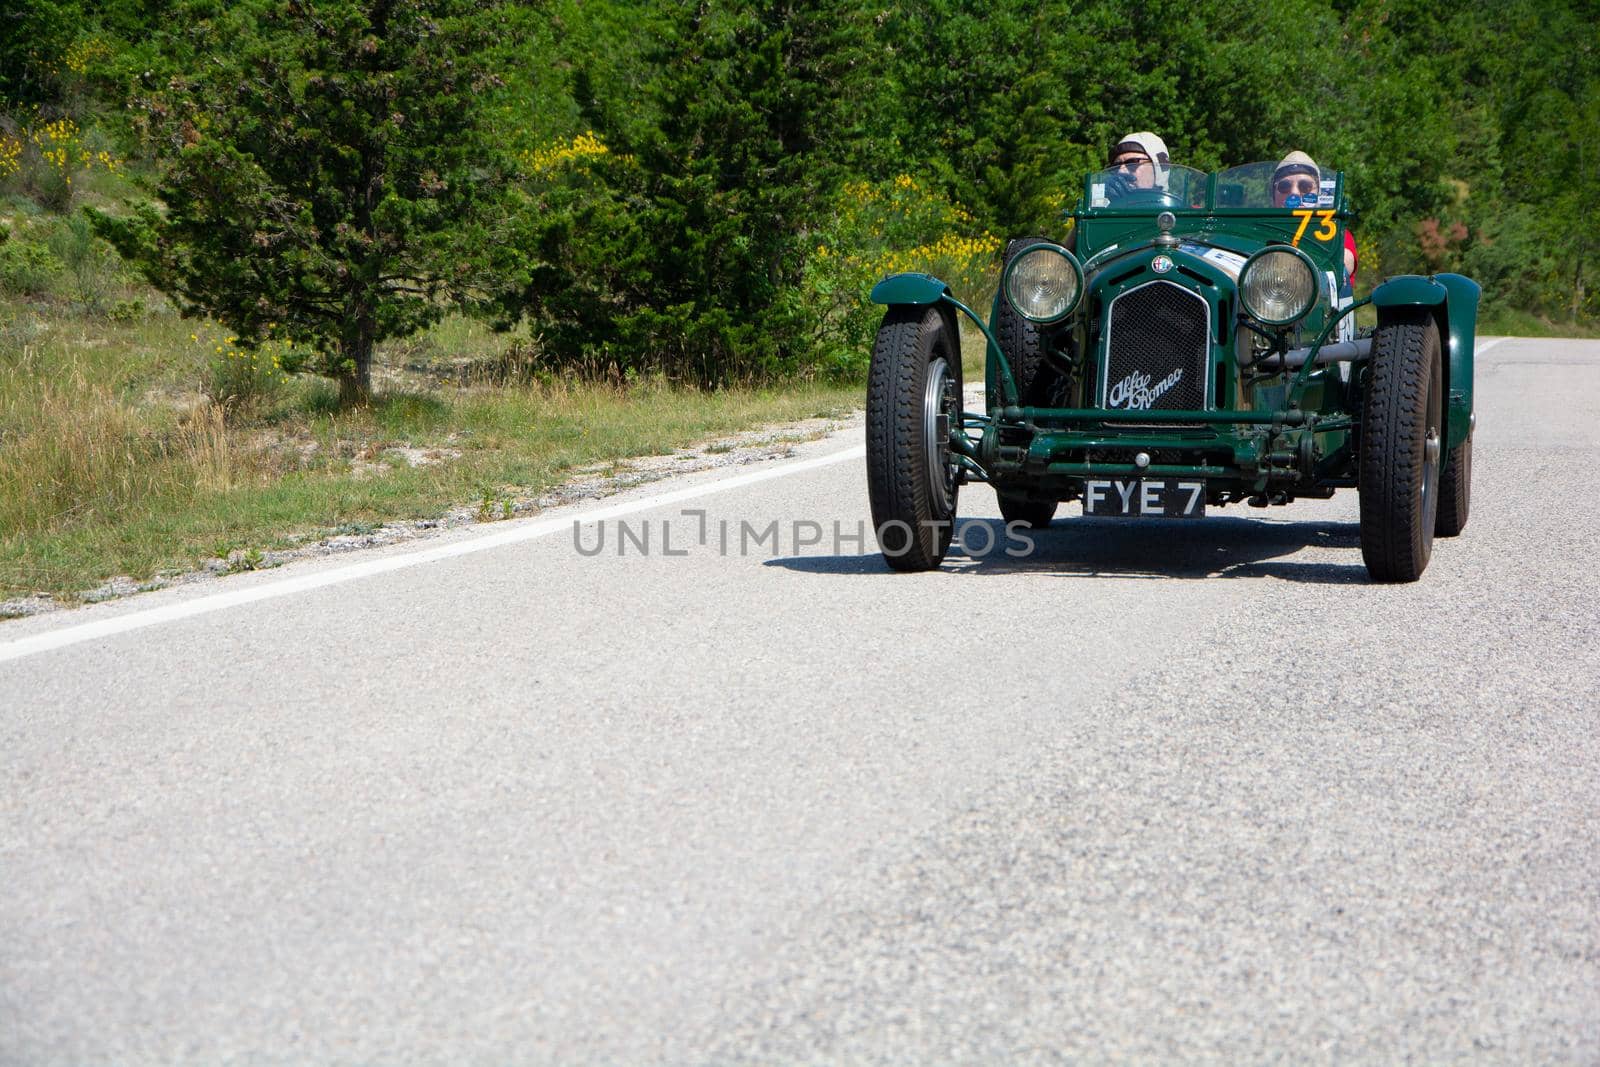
[1291, 209, 1313, 246]
[1315, 211, 1337, 241]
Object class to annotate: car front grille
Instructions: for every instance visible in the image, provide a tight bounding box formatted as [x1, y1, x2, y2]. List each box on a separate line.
[1101, 280, 1210, 417]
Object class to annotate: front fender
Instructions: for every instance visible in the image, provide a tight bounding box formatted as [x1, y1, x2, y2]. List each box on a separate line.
[869, 272, 1022, 409]
[1371, 273, 1481, 448]
[870, 272, 950, 306]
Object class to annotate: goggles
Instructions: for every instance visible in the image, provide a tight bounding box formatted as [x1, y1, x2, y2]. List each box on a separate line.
[1275, 176, 1318, 196]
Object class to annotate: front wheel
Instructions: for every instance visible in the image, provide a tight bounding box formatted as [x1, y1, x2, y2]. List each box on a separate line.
[997, 493, 1057, 529]
[1359, 310, 1444, 582]
[866, 305, 962, 571]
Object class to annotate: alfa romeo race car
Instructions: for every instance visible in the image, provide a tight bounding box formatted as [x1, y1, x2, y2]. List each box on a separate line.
[864, 161, 1481, 582]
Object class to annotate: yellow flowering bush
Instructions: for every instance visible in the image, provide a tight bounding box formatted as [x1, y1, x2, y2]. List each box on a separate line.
[61, 37, 114, 77]
[805, 174, 1001, 376]
[196, 325, 308, 409]
[3, 114, 124, 210]
[518, 131, 611, 177]
[0, 133, 21, 180]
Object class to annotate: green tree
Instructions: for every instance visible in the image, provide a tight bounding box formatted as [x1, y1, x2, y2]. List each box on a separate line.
[95, 0, 524, 405]
[0, 1, 82, 107]
[501, 0, 874, 383]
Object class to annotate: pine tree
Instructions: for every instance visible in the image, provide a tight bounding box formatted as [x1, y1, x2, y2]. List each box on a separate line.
[95, 0, 522, 405]
[503, 0, 874, 383]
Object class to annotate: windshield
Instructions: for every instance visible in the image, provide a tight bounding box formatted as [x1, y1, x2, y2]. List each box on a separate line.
[1080, 161, 1344, 212]
[1087, 164, 1209, 209]
[1213, 161, 1339, 210]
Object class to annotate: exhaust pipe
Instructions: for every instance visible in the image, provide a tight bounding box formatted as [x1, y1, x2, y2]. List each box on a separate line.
[1258, 337, 1372, 370]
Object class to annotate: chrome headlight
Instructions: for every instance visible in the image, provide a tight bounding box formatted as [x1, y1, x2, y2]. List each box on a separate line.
[1239, 246, 1318, 326]
[1003, 243, 1083, 323]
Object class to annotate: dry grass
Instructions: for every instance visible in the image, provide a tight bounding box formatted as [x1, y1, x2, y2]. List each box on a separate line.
[0, 301, 864, 601]
[0, 361, 249, 537]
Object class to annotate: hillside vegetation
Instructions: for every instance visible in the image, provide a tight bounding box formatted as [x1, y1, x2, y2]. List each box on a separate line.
[1, 0, 1596, 601]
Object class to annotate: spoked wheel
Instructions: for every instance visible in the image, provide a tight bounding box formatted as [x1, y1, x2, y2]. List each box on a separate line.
[1359, 309, 1444, 582]
[867, 305, 963, 571]
[997, 493, 1057, 529]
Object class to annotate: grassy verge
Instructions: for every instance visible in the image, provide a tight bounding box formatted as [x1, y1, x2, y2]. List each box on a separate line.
[7, 270, 1572, 607]
[1, 301, 864, 603]
[1477, 305, 1597, 338]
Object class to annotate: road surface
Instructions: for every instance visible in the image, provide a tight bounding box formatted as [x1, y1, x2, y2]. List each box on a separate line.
[3, 338, 1597, 1064]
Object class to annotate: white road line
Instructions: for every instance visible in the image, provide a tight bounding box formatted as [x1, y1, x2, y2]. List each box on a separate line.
[0, 444, 867, 665]
[1477, 337, 1509, 357]
[0, 336, 1525, 665]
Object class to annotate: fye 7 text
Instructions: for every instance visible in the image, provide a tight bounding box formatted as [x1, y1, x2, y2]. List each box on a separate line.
[1083, 479, 1205, 518]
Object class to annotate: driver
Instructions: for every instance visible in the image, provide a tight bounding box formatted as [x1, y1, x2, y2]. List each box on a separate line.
[1274, 150, 1358, 283]
[1065, 131, 1175, 249]
[1106, 132, 1171, 197]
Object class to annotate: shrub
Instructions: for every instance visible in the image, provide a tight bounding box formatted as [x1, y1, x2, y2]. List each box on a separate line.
[47, 211, 119, 313]
[195, 328, 306, 411]
[804, 174, 1001, 377]
[107, 297, 145, 323]
[2, 116, 123, 213]
[499, 2, 877, 386]
[0, 236, 61, 296]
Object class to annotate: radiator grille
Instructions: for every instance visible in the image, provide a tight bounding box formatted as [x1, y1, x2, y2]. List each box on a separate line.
[1101, 281, 1210, 415]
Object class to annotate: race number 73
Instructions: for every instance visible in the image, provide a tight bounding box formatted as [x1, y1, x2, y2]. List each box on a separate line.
[1292, 209, 1337, 245]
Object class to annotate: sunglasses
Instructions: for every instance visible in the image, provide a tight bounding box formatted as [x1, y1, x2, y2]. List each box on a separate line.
[1275, 177, 1318, 196]
[1112, 157, 1150, 170]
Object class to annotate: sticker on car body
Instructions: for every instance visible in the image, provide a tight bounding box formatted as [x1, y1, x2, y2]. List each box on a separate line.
[1177, 243, 1247, 280]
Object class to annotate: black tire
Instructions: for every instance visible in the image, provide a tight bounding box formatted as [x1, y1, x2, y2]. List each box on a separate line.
[1359, 310, 1444, 582]
[867, 305, 962, 571]
[1434, 435, 1472, 537]
[997, 493, 1057, 529]
[995, 236, 1061, 405]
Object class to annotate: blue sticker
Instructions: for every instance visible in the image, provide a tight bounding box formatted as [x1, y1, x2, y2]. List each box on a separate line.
[1285, 194, 1302, 209]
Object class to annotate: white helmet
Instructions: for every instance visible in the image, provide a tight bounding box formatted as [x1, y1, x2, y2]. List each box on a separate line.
[1274, 150, 1320, 183]
[1110, 131, 1172, 188]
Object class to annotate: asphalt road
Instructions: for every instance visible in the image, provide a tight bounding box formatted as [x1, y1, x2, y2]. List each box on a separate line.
[3, 338, 1597, 1065]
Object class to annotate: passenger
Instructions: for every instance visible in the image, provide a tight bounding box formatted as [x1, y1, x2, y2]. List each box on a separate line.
[1274, 150, 1358, 283]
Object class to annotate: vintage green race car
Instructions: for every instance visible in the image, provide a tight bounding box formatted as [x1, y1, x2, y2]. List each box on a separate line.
[864, 160, 1480, 582]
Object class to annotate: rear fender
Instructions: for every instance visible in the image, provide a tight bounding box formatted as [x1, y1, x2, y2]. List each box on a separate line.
[1370, 274, 1479, 448]
[1434, 273, 1481, 448]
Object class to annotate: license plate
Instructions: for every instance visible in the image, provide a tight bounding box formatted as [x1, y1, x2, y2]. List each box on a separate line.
[1082, 479, 1205, 517]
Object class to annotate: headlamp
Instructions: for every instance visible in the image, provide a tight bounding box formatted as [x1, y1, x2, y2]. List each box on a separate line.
[1239, 245, 1318, 326]
[1002, 243, 1084, 323]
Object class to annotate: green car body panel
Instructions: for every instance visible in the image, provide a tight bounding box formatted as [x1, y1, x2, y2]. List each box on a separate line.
[868, 273, 949, 306]
[868, 162, 1481, 514]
